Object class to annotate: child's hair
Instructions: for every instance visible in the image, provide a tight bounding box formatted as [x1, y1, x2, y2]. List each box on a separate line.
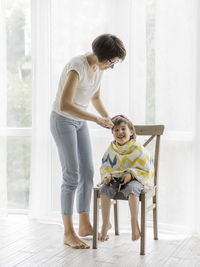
[111, 115, 136, 140]
[92, 34, 126, 62]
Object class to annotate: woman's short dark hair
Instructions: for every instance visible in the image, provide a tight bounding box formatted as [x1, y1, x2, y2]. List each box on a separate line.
[92, 34, 126, 62]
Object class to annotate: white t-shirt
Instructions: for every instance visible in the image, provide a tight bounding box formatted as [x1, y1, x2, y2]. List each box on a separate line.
[52, 53, 103, 120]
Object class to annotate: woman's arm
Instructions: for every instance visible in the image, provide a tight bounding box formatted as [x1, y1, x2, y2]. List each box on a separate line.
[91, 88, 110, 118]
[60, 70, 113, 128]
[60, 70, 97, 121]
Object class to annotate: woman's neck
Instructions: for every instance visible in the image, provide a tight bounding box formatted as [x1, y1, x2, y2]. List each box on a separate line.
[86, 53, 98, 71]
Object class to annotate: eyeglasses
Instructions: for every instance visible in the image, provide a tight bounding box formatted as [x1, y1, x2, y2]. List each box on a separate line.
[108, 59, 119, 66]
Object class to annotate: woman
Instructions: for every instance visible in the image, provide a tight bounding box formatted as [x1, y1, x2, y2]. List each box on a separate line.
[50, 33, 126, 249]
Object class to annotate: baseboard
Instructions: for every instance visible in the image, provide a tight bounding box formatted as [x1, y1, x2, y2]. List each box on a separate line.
[29, 211, 193, 236]
[147, 221, 193, 236]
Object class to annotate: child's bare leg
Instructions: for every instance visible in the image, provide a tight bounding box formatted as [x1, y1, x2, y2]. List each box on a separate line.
[100, 194, 112, 241]
[128, 194, 141, 241]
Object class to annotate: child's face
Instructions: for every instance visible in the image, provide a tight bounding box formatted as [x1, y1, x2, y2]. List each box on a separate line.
[112, 122, 134, 145]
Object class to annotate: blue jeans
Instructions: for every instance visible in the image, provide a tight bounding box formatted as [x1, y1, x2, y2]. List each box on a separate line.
[50, 111, 94, 216]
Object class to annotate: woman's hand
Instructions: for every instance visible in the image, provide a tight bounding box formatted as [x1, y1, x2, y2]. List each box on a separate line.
[96, 117, 114, 129]
[121, 172, 132, 185]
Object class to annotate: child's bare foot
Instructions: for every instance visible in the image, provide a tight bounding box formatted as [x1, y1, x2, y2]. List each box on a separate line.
[132, 222, 141, 241]
[64, 232, 90, 249]
[100, 223, 112, 242]
[79, 226, 107, 240]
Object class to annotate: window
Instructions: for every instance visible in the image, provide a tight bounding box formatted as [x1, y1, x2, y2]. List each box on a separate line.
[6, 0, 32, 210]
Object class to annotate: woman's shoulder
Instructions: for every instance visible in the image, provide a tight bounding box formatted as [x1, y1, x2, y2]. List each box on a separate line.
[64, 54, 85, 69]
[70, 54, 85, 63]
[60, 54, 86, 81]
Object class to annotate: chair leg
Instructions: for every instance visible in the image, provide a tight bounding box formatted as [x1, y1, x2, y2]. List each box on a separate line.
[153, 195, 158, 240]
[140, 194, 146, 255]
[93, 189, 99, 249]
[114, 200, 119, 235]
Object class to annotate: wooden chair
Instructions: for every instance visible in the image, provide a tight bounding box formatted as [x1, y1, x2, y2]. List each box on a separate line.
[92, 125, 165, 255]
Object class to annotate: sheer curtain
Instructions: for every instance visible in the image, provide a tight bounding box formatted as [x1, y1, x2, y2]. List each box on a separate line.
[0, 0, 7, 217]
[155, 0, 199, 235]
[28, 0, 52, 220]
[29, 0, 200, 236]
[29, 0, 143, 228]
[195, 0, 200, 237]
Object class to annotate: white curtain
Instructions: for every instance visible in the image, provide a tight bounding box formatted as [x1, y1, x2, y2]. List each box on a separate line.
[195, 0, 200, 238]
[0, 0, 199, 236]
[0, 0, 7, 217]
[155, 0, 199, 235]
[28, 0, 52, 220]
[29, 0, 200, 236]
[29, 0, 144, 228]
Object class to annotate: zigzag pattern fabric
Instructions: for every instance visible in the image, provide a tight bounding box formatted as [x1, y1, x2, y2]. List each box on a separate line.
[100, 138, 154, 189]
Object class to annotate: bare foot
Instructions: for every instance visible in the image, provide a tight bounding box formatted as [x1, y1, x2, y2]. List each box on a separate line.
[132, 221, 141, 241]
[100, 223, 112, 242]
[78, 225, 93, 237]
[78, 226, 109, 241]
[64, 232, 90, 249]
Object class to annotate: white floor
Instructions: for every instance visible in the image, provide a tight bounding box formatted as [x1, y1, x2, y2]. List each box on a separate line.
[0, 215, 200, 267]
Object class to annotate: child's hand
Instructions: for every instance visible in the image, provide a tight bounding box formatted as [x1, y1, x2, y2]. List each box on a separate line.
[103, 176, 112, 185]
[121, 172, 132, 185]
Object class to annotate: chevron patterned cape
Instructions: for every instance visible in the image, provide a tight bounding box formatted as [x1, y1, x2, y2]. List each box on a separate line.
[100, 138, 154, 189]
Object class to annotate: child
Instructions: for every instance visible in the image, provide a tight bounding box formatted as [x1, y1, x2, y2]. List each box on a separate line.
[99, 115, 154, 242]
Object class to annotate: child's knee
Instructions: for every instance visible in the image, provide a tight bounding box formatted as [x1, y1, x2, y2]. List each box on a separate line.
[99, 184, 115, 199]
[128, 193, 139, 199]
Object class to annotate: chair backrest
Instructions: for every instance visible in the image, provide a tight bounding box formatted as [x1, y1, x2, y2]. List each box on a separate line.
[134, 125, 165, 187]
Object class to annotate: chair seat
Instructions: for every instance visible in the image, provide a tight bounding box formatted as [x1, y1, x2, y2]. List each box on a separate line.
[93, 185, 156, 201]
